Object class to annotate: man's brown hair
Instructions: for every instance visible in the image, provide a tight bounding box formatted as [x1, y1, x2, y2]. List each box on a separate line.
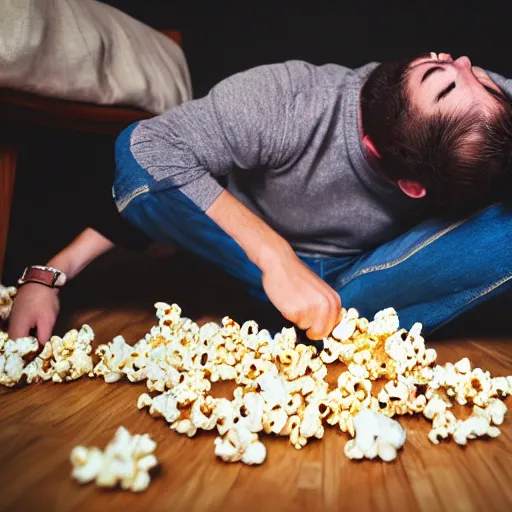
[361, 56, 512, 216]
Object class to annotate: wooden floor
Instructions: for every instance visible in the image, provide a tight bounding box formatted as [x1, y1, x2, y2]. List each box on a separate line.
[1, 248, 511, 512]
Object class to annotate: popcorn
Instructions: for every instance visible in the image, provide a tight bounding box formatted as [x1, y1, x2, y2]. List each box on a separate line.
[367, 308, 400, 337]
[318, 389, 344, 426]
[155, 301, 183, 328]
[146, 364, 182, 393]
[284, 415, 307, 449]
[427, 410, 458, 445]
[9, 326, 95, 385]
[236, 353, 275, 385]
[46, 325, 95, 382]
[299, 400, 325, 441]
[277, 344, 325, 381]
[262, 405, 289, 435]
[491, 376, 512, 398]
[209, 363, 238, 383]
[377, 376, 426, 416]
[252, 329, 275, 358]
[255, 369, 289, 410]
[214, 424, 266, 465]
[22, 356, 46, 384]
[92, 335, 134, 383]
[331, 308, 358, 341]
[70, 426, 158, 492]
[214, 398, 236, 436]
[256, 369, 297, 438]
[320, 338, 341, 364]
[0, 335, 39, 387]
[190, 395, 218, 431]
[425, 359, 498, 408]
[337, 371, 373, 414]
[232, 389, 265, 433]
[452, 413, 500, 446]
[6, 295, 507, 469]
[423, 394, 451, 420]
[220, 316, 241, 340]
[137, 391, 181, 426]
[472, 398, 507, 426]
[138, 389, 197, 436]
[344, 408, 406, 462]
[384, 323, 437, 379]
[338, 410, 357, 437]
[240, 320, 259, 344]
[2, 335, 39, 359]
[137, 369, 213, 437]
[288, 375, 327, 400]
[0, 284, 17, 320]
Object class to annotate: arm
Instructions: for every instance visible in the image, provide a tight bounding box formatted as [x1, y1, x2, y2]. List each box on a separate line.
[132, 62, 341, 339]
[8, 228, 114, 343]
[46, 228, 115, 280]
[208, 191, 341, 339]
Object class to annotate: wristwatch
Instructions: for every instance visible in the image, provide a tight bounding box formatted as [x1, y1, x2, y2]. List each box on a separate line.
[17, 265, 67, 289]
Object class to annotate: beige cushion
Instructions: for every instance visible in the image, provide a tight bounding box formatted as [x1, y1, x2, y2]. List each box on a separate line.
[0, 0, 192, 114]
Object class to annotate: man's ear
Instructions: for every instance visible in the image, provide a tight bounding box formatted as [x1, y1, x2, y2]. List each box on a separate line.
[397, 179, 427, 199]
[363, 135, 381, 159]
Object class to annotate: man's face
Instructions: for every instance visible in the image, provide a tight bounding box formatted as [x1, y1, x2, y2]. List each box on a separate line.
[407, 53, 506, 118]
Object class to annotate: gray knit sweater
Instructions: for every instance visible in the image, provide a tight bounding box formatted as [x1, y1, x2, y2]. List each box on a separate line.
[130, 60, 437, 257]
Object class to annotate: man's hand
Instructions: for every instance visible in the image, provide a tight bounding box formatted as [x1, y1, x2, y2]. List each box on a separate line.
[5, 227, 115, 344]
[207, 190, 343, 340]
[8, 284, 60, 344]
[261, 250, 342, 340]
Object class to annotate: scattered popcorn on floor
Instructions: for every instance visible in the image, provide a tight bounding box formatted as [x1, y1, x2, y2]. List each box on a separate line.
[70, 426, 158, 492]
[2, 291, 512, 469]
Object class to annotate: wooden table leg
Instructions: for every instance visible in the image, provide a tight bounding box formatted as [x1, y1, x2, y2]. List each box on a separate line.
[0, 142, 18, 282]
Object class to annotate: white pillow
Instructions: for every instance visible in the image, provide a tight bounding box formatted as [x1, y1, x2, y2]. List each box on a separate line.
[0, 0, 192, 114]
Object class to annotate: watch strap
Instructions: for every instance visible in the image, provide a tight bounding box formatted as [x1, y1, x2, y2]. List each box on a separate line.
[18, 266, 67, 289]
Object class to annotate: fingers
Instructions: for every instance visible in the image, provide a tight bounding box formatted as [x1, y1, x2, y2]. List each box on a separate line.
[336, 305, 344, 324]
[36, 317, 54, 345]
[265, 260, 343, 342]
[305, 291, 342, 341]
[7, 312, 33, 341]
[293, 313, 311, 332]
[8, 322, 31, 341]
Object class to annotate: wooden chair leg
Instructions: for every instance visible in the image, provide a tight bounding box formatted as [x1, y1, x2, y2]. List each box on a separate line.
[0, 142, 18, 282]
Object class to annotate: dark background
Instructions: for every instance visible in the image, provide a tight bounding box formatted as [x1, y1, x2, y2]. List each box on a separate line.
[4, 0, 511, 335]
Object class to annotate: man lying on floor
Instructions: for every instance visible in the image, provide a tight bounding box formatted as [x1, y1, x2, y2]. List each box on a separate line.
[8, 52, 512, 344]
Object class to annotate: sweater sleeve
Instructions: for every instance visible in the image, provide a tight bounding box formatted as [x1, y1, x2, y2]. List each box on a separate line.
[129, 63, 296, 211]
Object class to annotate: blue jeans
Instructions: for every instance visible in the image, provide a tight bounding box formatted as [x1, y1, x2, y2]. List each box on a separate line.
[113, 123, 512, 335]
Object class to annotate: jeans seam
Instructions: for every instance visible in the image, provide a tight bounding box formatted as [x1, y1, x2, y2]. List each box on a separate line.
[458, 273, 512, 310]
[428, 272, 512, 334]
[337, 205, 493, 288]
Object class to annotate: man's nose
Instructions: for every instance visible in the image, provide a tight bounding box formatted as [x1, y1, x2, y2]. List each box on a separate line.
[454, 56, 473, 70]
